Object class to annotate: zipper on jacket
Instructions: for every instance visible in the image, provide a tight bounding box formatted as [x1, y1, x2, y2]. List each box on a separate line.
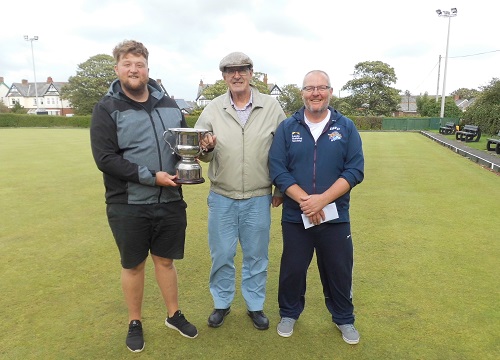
[149, 108, 164, 203]
[313, 142, 317, 193]
[310, 120, 331, 195]
[241, 127, 245, 194]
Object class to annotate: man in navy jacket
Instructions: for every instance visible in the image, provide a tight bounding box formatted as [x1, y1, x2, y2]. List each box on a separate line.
[269, 70, 364, 344]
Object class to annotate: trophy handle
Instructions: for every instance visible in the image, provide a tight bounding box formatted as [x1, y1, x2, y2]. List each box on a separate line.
[163, 130, 176, 153]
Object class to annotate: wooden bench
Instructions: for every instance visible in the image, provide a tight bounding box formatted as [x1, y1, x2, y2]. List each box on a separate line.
[455, 125, 481, 142]
[486, 131, 500, 154]
[439, 122, 456, 135]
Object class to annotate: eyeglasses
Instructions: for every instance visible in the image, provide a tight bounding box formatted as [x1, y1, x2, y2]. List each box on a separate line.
[302, 85, 331, 93]
[224, 67, 250, 76]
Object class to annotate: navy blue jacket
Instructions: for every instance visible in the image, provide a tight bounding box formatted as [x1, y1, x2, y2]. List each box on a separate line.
[90, 78, 186, 204]
[269, 106, 364, 223]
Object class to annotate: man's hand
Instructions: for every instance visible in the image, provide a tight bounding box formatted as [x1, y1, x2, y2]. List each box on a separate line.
[200, 133, 217, 152]
[272, 196, 283, 208]
[300, 194, 327, 221]
[154, 171, 180, 187]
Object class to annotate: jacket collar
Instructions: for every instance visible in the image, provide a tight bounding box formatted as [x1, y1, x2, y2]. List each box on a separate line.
[222, 85, 264, 110]
[293, 106, 342, 125]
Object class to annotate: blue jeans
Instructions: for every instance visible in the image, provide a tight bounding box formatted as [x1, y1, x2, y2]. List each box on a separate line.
[207, 191, 271, 311]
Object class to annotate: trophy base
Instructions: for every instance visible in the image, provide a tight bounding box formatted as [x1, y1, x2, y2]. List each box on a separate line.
[174, 178, 205, 185]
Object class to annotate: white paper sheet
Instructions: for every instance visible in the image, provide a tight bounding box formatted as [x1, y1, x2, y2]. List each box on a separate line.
[301, 203, 339, 229]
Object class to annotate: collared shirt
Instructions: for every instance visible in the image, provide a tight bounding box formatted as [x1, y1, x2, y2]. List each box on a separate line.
[230, 90, 253, 126]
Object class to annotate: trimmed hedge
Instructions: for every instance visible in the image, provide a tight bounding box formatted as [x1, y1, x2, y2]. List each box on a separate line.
[0, 113, 383, 131]
[0, 113, 199, 129]
[0, 113, 90, 128]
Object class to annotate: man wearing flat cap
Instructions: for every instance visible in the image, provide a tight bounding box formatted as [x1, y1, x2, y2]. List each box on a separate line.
[195, 51, 286, 330]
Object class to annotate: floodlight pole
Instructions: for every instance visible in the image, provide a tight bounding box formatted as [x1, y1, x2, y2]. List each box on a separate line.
[24, 35, 39, 113]
[436, 55, 441, 102]
[436, 8, 457, 118]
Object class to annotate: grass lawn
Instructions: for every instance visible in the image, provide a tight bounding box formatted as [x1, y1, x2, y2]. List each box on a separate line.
[0, 129, 499, 360]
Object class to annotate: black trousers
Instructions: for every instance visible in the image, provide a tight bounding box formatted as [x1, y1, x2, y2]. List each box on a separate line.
[278, 221, 355, 324]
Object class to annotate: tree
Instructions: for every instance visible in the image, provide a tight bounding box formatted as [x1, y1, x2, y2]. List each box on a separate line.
[202, 80, 228, 100]
[10, 102, 27, 114]
[0, 101, 9, 113]
[277, 84, 302, 115]
[462, 78, 500, 134]
[201, 71, 271, 100]
[330, 96, 355, 116]
[451, 88, 480, 100]
[341, 61, 401, 116]
[416, 93, 462, 118]
[252, 72, 271, 95]
[60, 54, 116, 115]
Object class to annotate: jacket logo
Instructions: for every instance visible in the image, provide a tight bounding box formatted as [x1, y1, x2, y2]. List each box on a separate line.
[291, 131, 302, 142]
[329, 131, 342, 141]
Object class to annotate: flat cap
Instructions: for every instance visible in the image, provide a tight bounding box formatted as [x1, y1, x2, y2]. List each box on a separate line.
[219, 52, 253, 72]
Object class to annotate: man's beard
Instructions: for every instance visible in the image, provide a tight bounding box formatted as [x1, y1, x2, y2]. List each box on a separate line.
[122, 77, 148, 96]
[303, 98, 329, 113]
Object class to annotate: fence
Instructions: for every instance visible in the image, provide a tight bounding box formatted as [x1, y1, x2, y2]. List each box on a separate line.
[382, 117, 459, 131]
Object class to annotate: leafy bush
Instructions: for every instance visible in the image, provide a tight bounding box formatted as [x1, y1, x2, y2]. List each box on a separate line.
[184, 115, 198, 128]
[462, 78, 500, 135]
[352, 116, 383, 130]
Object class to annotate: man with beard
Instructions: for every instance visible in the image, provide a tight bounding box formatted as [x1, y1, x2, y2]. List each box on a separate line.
[269, 70, 364, 344]
[90, 40, 198, 353]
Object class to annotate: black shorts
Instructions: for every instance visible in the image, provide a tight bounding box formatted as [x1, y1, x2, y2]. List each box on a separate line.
[106, 201, 187, 269]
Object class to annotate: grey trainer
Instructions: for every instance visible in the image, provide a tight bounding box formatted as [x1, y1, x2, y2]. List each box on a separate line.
[277, 317, 296, 337]
[336, 323, 360, 344]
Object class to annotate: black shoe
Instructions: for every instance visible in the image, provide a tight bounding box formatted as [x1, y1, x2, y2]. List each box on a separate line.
[207, 308, 231, 328]
[247, 310, 269, 330]
[165, 310, 199, 339]
[126, 320, 145, 353]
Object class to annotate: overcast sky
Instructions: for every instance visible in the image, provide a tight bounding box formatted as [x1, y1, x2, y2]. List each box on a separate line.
[2, 0, 499, 101]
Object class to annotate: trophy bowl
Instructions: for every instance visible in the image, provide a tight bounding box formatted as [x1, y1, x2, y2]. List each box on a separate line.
[163, 128, 211, 184]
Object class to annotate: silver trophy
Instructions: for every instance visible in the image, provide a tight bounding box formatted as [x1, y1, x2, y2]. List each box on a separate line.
[163, 128, 212, 184]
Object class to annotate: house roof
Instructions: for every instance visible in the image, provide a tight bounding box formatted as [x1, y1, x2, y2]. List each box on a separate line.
[0, 81, 9, 98]
[196, 82, 211, 100]
[398, 94, 476, 113]
[455, 98, 476, 111]
[268, 83, 281, 96]
[174, 99, 193, 111]
[7, 80, 66, 98]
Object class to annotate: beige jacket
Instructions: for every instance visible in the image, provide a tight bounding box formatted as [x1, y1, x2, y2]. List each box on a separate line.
[195, 87, 286, 199]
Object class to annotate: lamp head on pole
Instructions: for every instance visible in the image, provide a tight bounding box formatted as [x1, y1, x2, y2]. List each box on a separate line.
[436, 7, 457, 18]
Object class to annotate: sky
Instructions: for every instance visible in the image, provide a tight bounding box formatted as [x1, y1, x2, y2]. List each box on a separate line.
[1, 0, 499, 101]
